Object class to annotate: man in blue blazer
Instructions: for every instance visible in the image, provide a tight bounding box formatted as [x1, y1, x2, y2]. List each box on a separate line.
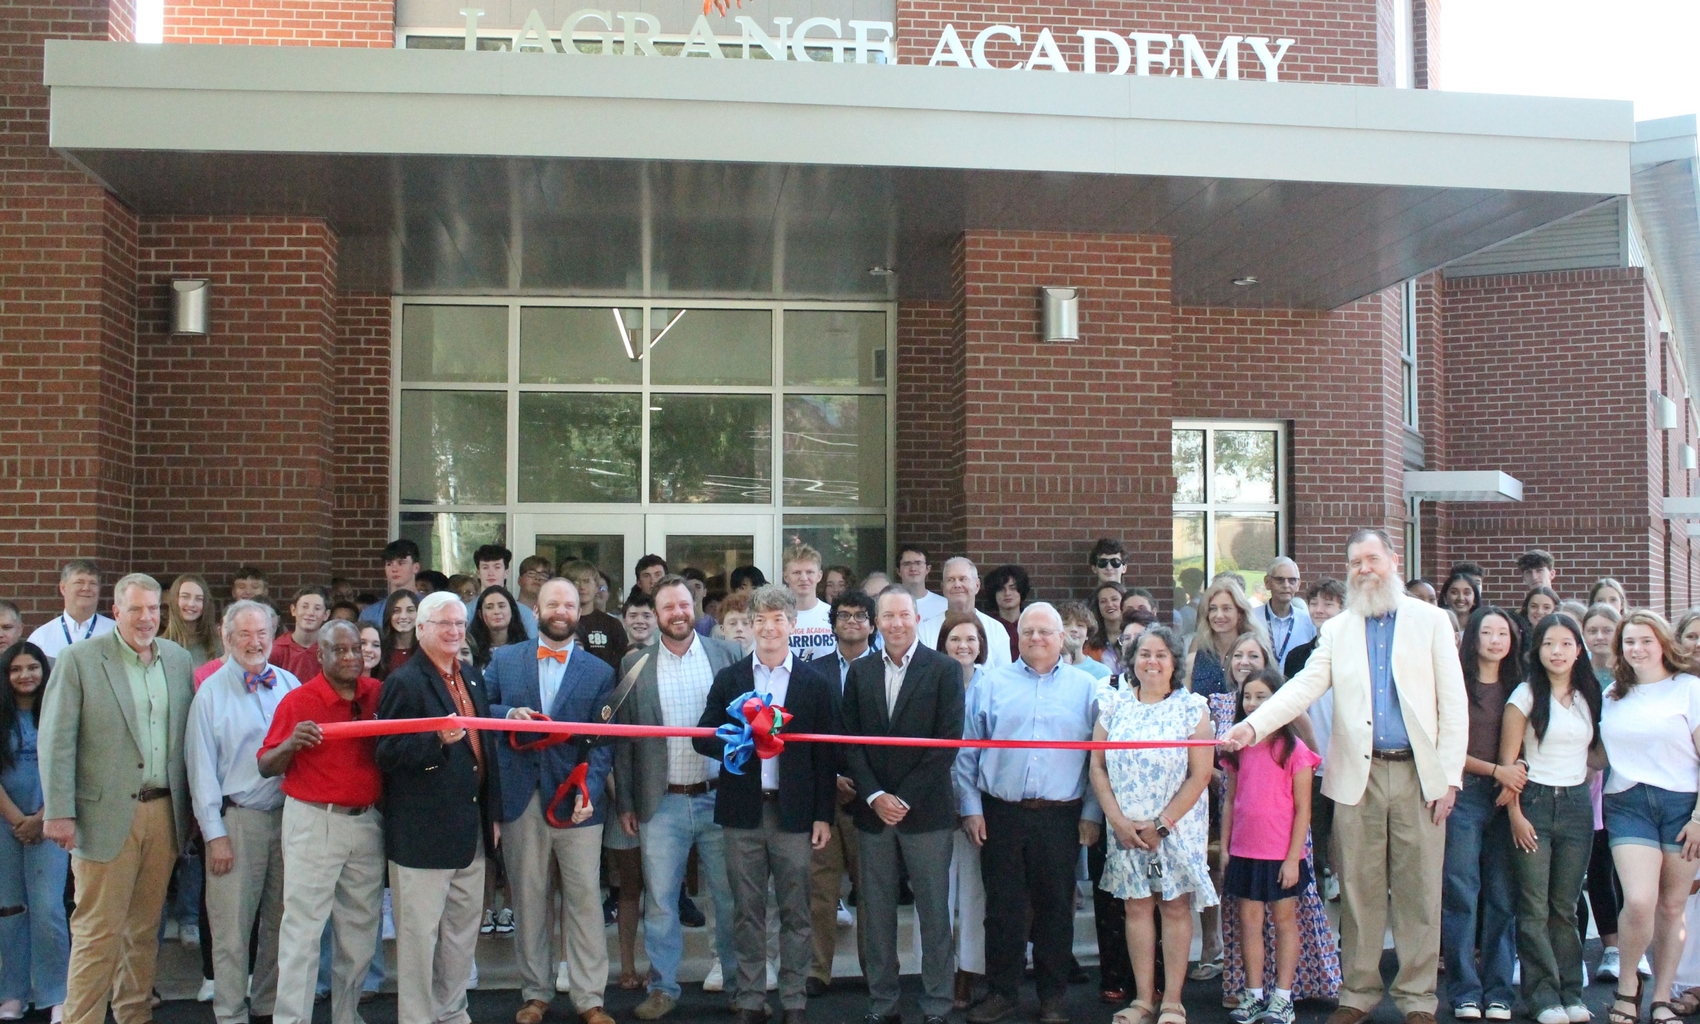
[486, 577, 617, 1024]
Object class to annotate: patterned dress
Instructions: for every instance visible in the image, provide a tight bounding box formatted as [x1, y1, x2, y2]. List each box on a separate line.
[1097, 686, 1218, 911]
[1211, 707, 1342, 1002]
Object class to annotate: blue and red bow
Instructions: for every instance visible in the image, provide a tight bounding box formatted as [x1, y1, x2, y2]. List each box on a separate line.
[714, 691, 790, 775]
[242, 667, 276, 693]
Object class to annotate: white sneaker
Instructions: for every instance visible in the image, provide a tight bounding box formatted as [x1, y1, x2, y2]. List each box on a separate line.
[1566, 1004, 1592, 1022]
[48, 1006, 61, 1024]
[703, 961, 724, 993]
[835, 900, 852, 927]
[1597, 947, 1622, 981]
[1323, 873, 1341, 901]
[467, 962, 479, 990]
[1537, 1008, 1569, 1024]
[179, 924, 200, 946]
[556, 961, 571, 993]
[766, 959, 779, 992]
[197, 979, 215, 1003]
[480, 909, 495, 934]
[1638, 954, 1652, 977]
[1487, 1003, 1512, 1020]
[0, 1000, 24, 1021]
[161, 919, 180, 941]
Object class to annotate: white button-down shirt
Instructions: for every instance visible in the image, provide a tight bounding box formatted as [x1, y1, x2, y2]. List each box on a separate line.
[27, 611, 115, 663]
[657, 636, 716, 785]
[753, 653, 794, 793]
[186, 660, 300, 840]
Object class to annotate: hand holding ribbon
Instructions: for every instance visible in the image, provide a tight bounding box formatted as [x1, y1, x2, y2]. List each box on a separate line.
[714, 691, 790, 775]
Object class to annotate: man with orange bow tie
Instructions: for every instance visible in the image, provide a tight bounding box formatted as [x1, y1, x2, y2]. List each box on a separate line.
[486, 577, 617, 1024]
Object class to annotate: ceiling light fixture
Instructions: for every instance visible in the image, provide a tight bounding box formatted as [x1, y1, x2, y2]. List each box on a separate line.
[612, 308, 636, 360]
[648, 308, 686, 351]
[1232, 276, 1259, 287]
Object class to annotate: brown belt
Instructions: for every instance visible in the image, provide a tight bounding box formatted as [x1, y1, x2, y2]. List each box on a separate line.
[1372, 748, 1414, 762]
[1017, 798, 1082, 811]
[137, 787, 171, 803]
[297, 799, 374, 816]
[667, 780, 716, 796]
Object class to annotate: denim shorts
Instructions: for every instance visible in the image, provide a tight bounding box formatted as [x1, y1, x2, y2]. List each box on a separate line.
[1602, 782, 1698, 852]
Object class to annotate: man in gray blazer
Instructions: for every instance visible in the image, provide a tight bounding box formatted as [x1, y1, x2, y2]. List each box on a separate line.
[613, 575, 744, 1020]
[40, 572, 194, 1024]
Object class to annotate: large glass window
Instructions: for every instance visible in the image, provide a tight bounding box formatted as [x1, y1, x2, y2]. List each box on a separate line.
[393, 299, 894, 567]
[1172, 421, 1287, 618]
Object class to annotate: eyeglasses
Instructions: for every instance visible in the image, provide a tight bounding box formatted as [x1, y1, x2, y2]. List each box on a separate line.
[422, 619, 467, 633]
[1268, 575, 1301, 585]
[1095, 557, 1124, 569]
[522, 569, 550, 581]
[835, 611, 870, 623]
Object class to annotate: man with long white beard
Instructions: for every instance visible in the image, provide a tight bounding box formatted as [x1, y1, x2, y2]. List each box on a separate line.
[1222, 528, 1466, 1024]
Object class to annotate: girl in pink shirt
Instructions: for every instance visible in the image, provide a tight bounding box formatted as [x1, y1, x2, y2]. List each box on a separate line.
[1219, 668, 1322, 1024]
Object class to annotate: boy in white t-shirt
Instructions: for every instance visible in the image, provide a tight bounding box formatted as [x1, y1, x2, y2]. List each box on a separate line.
[783, 544, 835, 661]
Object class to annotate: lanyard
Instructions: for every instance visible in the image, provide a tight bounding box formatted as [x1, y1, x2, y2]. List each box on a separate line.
[61, 614, 94, 646]
[1263, 606, 1293, 662]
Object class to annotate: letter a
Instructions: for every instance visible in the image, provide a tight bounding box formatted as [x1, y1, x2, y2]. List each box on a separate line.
[928, 23, 971, 67]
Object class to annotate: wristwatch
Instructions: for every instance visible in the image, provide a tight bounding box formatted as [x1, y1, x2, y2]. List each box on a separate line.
[1154, 819, 1171, 839]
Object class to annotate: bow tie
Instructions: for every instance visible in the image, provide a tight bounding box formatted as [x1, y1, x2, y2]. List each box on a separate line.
[537, 646, 569, 664]
[243, 668, 277, 693]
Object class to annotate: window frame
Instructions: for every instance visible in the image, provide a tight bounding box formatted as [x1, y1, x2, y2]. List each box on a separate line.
[1171, 419, 1290, 600]
[1400, 278, 1419, 431]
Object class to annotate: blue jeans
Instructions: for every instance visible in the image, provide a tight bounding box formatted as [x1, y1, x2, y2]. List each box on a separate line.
[316, 905, 386, 997]
[638, 791, 737, 999]
[1442, 775, 1517, 1009]
[0, 827, 70, 1007]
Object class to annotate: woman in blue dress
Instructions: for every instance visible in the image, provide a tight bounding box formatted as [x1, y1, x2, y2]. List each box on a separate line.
[0, 641, 69, 1023]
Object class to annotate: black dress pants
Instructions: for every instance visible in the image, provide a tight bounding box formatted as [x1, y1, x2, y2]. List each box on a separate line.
[1089, 831, 1134, 992]
[981, 796, 1082, 1003]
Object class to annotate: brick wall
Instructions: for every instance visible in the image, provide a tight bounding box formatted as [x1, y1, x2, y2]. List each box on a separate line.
[332, 293, 392, 589]
[1437, 268, 1655, 609]
[0, 0, 141, 623]
[1171, 294, 1407, 581]
[896, 0, 1381, 84]
[895, 297, 966, 566]
[951, 229, 1174, 602]
[132, 216, 339, 601]
[163, 0, 392, 45]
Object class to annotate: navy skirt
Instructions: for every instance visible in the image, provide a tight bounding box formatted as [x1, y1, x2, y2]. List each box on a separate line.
[1223, 854, 1312, 903]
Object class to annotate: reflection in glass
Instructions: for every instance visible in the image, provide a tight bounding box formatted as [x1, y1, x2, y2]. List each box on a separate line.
[399, 391, 507, 505]
[648, 309, 772, 386]
[1213, 431, 1277, 503]
[1215, 513, 1278, 597]
[783, 516, 888, 580]
[518, 394, 641, 503]
[534, 534, 626, 600]
[400, 305, 508, 383]
[1173, 513, 1205, 635]
[1173, 429, 1204, 503]
[783, 311, 888, 386]
[398, 512, 506, 576]
[650, 395, 772, 504]
[664, 535, 756, 581]
[520, 307, 641, 384]
[783, 396, 886, 507]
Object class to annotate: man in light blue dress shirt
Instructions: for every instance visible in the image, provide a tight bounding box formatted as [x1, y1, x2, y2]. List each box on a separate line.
[186, 600, 299, 1024]
[954, 603, 1102, 1024]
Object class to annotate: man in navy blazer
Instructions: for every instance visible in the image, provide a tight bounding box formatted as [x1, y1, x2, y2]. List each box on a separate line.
[694, 585, 836, 1024]
[485, 577, 617, 1024]
[375, 591, 503, 1024]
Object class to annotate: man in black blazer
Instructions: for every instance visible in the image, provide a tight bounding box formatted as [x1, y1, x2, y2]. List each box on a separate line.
[694, 585, 836, 1024]
[375, 591, 503, 1024]
[840, 587, 965, 1024]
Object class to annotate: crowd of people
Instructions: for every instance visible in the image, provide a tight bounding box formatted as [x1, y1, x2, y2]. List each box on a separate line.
[0, 531, 1697, 1024]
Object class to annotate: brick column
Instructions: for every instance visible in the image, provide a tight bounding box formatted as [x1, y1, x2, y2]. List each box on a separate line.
[333, 292, 392, 590]
[133, 216, 339, 597]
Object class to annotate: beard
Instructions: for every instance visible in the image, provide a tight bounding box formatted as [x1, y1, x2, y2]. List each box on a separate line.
[538, 614, 576, 643]
[1346, 570, 1402, 618]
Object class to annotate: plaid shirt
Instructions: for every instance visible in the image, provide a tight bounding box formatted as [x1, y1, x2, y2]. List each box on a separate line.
[656, 638, 716, 785]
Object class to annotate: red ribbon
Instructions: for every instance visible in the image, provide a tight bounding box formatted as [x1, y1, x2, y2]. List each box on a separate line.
[319, 715, 1218, 750]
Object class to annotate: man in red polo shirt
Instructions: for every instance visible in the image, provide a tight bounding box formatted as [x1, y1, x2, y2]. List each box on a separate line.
[258, 619, 384, 1024]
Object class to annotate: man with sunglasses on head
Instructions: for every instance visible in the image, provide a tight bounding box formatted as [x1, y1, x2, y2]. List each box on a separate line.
[1086, 538, 1125, 587]
[259, 620, 385, 1024]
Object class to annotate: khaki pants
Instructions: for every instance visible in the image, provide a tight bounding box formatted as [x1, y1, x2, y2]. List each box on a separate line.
[205, 805, 285, 1024]
[63, 798, 178, 1024]
[808, 803, 860, 983]
[392, 858, 485, 1024]
[1334, 757, 1446, 1015]
[273, 798, 385, 1024]
[506, 794, 608, 1011]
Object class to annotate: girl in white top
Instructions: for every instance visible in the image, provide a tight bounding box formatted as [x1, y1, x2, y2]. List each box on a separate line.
[1599, 610, 1700, 1024]
[1496, 614, 1604, 1024]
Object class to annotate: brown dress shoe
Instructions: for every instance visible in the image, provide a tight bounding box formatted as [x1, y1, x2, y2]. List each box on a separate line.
[516, 999, 550, 1024]
[581, 1007, 615, 1024]
[1326, 1008, 1371, 1024]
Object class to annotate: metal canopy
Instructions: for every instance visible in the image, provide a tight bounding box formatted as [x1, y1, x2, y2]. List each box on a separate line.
[45, 41, 1633, 303]
[1632, 117, 1700, 391]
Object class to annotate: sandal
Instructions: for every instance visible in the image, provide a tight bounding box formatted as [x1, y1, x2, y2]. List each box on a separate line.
[618, 972, 642, 991]
[1159, 1001, 1187, 1024]
[1670, 992, 1700, 1017]
[1113, 1000, 1155, 1024]
[1611, 977, 1646, 1024]
[1188, 958, 1223, 981]
[1652, 1003, 1683, 1024]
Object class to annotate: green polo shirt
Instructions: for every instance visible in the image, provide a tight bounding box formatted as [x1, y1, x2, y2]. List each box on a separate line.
[115, 636, 170, 790]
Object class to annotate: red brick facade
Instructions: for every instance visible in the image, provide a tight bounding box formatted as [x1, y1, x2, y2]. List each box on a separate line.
[332, 293, 393, 590]
[163, 0, 392, 45]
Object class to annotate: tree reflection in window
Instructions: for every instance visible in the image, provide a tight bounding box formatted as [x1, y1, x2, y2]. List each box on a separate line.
[650, 395, 773, 504]
[519, 393, 642, 503]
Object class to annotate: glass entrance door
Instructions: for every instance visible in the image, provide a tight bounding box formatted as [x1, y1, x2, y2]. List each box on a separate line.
[513, 513, 774, 597]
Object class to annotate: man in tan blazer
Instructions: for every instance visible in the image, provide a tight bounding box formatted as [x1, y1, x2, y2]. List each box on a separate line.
[39, 573, 194, 1024]
[1224, 528, 1466, 1024]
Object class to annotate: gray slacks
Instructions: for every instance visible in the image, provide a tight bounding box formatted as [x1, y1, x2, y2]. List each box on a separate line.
[858, 825, 955, 1017]
[205, 806, 284, 1024]
[725, 804, 813, 1011]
